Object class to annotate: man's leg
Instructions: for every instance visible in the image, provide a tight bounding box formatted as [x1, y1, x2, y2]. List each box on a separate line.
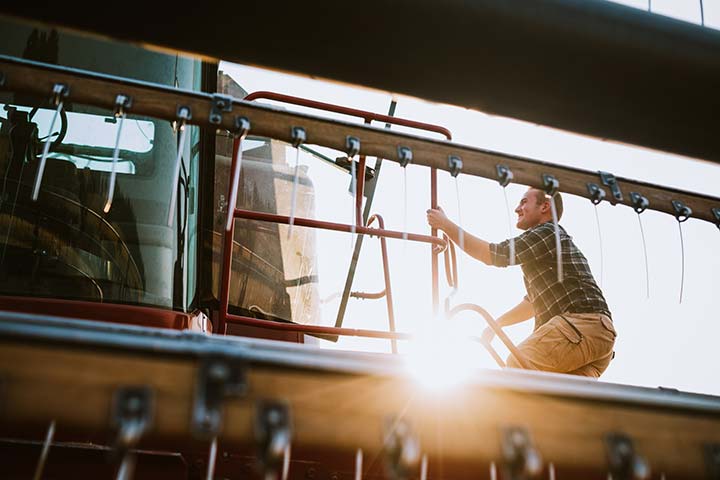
[506, 313, 616, 376]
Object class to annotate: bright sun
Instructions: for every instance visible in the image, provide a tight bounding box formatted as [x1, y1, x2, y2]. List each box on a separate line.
[404, 325, 480, 391]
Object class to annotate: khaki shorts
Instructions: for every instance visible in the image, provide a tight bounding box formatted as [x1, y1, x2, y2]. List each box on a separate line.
[507, 313, 617, 378]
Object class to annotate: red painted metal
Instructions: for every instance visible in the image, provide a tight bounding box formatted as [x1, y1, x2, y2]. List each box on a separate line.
[350, 290, 386, 300]
[221, 92, 455, 342]
[243, 91, 453, 140]
[0, 296, 195, 330]
[224, 313, 413, 340]
[447, 303, 529, 369]
[431, 168, 439, 315]
[367, 214, 398, 354]
[443, 234, 458, 287]
[218, 135, 244, 335]
[234, 209, 447, 249]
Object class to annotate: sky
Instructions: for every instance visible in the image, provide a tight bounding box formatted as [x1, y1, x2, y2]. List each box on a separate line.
[220, 0, 720, 396]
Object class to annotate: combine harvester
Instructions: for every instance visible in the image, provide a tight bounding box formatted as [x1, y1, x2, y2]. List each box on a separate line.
[0, 1, 719, 478]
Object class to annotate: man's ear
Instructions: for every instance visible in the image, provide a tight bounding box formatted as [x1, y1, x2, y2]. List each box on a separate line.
[541, 199, 551, 215]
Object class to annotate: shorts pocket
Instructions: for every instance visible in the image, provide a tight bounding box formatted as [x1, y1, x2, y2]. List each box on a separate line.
[555, 315, 583, 344]
[599, 315, 617, 338]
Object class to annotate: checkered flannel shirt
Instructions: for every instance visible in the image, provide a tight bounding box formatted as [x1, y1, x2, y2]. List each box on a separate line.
[489, 222, 611, 330]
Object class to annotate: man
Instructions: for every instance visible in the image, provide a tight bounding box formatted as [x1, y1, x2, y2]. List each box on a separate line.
[426, 188, 616, 378]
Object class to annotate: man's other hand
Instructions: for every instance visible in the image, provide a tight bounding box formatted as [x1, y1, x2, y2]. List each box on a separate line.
[426, 207, 449, 230]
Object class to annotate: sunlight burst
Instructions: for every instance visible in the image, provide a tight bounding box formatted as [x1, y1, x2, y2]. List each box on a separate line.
[404, 326, 479, 391]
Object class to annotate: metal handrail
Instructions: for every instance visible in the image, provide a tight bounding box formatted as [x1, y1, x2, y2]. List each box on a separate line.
[447, 303, 530, 370]
[366, 214, 398, 354]
[220, 92, 454, 336]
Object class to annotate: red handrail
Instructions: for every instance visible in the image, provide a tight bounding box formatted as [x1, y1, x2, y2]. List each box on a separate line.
[243, 91, 453, 140]
[220, 92, 453, 339]
[366, 214, 398, 354]
[233, 209, 446, 249]
[447, 303, 529, 370]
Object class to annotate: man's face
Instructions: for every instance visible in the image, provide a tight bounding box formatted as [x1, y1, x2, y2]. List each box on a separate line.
[515, 189, 548, 230]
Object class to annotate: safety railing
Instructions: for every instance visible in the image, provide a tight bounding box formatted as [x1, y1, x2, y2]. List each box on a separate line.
[219, 91, 453, 341]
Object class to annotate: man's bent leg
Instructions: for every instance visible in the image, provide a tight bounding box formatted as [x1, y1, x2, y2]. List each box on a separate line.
[506, 313, 616, 376]
[505, 317, 571, 372]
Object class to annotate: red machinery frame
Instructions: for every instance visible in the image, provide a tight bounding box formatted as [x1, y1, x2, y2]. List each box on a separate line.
[218, 91, 527, 370]
[218, 91, 453, 340]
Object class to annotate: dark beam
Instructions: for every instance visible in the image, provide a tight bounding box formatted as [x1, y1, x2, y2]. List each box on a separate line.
[2, 1, 720, 163]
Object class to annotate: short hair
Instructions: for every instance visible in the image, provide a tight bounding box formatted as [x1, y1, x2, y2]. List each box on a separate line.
[533, 189, 564, 220]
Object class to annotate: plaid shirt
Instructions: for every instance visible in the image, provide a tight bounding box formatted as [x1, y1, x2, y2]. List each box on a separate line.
[489, 222, 611, 330]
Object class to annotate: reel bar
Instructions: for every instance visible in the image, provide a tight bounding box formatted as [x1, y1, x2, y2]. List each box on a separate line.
[2, 54, 718, 224]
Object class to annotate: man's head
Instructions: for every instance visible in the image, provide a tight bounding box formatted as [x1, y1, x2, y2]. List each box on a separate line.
[515, 188, 564, 230]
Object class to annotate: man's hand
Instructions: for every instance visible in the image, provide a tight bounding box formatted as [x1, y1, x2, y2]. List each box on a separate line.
[426, 207, 449, 231]
[481, 326, 495, 345]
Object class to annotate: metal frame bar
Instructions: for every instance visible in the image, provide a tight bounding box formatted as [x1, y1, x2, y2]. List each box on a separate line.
[2, 311, 720, 414]
[233, 209, 446, 247]
[2, 55, 716, 224]
[366, 214, 398, 354]
[448, 303, 530, 370]
[239, 91, 452, 320]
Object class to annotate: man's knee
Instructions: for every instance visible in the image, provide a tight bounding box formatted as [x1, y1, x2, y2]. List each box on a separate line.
[506, 353, 522, 369]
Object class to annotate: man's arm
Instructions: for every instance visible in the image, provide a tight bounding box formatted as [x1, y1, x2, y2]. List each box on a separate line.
[482, 298, 534, 342]
[496, 297, 534, 328]
[426, 208, 492, 265]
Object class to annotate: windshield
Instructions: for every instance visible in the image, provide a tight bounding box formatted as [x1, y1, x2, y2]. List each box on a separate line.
[0, 97, 199, 310]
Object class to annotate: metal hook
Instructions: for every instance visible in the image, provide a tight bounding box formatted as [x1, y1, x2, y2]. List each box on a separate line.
[588, 184, 606, 287]
[542, 174, 559, 197]
[605, 433, 651, 480]
[32, 83, 69, 201]
[346, 135, 360, 158]
[398, 146, 412, 241]
[104, 94, 133, 213]
[206, 436, 218, 480]
[398, 146, 413, 168]
[167, 106, 192, 227]
[587, 183, 606, 205]
[498, 165, 516, 265]
[112, 387, 153, 480]
[672, 200, 691, 304]
[630, 198, 651, 299]
[599, 171, 623, 203]
[497, 164, 513, 187]
[448, 155, 462, 177]
[32, 420, 56, 480]
[288, 126, 307, 238]
[629, 192, 649, 214]
[384, 417, 421, 480]
[225, 116, 251, 232]
[291, 126, 306, 148]
[420, 454, 428, 480]
[672, 200, 692, 223]
[502, 426, 543, 480]
[355, 448, 363, 480]
[255, 400, 292, 480]
[543, 174, 563, 283]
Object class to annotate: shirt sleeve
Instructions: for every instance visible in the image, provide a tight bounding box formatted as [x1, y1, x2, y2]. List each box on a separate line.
[489, 224, 557, 267]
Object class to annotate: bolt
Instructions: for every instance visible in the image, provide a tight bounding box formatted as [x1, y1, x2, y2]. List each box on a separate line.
[208, 362, 230, 382]
[305, 467, 316, 479]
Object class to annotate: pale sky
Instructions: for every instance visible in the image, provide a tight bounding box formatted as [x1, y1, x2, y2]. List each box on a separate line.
[221, 0, 720, 396]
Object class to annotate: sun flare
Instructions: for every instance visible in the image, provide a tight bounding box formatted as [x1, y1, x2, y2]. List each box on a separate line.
[404, 326, 479, 391]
